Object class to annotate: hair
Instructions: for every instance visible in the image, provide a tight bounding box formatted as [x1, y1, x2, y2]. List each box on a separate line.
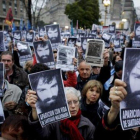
[82, 80, 103, 98]
[24, 60, 33, 71]
[46, 25, 58, 33]
[30, 63, 50, 74]
[112, 55, 121, 66]
[1, 115, 33, 140]
[64, 87, 81, 101]
[0, 51, 14, 61]
[34, 41, 53, 62]
[78, 61, 92, 71]
[124, 49, 140, 89]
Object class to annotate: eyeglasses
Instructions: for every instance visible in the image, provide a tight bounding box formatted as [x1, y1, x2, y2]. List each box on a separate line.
[67, 100, 79, 106]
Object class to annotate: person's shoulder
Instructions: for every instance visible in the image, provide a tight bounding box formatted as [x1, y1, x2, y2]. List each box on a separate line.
[79, 115, 95, 128]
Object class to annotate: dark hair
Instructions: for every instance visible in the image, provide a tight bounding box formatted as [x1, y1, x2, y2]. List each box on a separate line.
[0, 51, 14, 61]
[112, 55, 120, 65]
[30, 63, 50, 74]
[1, 115, 33, 140]
[124, 49, 140, 87]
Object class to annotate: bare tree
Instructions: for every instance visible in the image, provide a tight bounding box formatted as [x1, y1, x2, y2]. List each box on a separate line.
[21, 0, 47, 28]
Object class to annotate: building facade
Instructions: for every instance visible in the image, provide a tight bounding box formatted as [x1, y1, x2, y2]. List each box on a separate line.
[0, 0, 26, 30]
[99, 0, 136, 32]
[39, 0, 75, 30]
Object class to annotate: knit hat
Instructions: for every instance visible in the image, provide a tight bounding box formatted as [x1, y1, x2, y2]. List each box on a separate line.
[115, 60, 123, 72]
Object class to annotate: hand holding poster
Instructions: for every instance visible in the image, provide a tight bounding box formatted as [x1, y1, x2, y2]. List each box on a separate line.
[28, 69, 70, 127]
[120, 48, 140, 130]
[85, 39, 105, 67]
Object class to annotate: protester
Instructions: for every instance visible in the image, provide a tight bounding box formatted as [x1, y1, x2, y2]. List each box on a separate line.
[1, 114, 35, 140]
[94, 79, 140, 140]
[81, 80, 103, 126]
[0, 51, 28, 90]
[112, 54, 122, 66]
[26, 87, 95, 140]
[76, 61, 97, 92]
[24, 60, 33, 74]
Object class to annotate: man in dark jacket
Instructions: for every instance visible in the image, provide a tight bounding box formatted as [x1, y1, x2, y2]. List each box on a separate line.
[0, 51, 28, 90]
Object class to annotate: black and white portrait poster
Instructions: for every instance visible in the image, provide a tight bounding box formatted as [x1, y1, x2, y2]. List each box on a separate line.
[132, 23, 140, 47]
[28, 69, 70, 127]
[0, 100, 5, 124]
[16, 41, 32, 62]
[102, 32, 112, 48]
[120, 48, 140, 130]
[0, 63, 4, 95]
[85, 39, 104, 67]
[0, 32, 5, 52]
[33, 40, 54, 68]
[88, 34, 96, 38]
[26, 31, 35, 46]
[67, 38, 77, 47]
[45, 24, 61, 49]
[109, 25, 116, 34]
[56, 45, 75, 71]
[34, 32, 39, 42]
[39, 27, 46, 37]
[120, 34, 125, 45]
[13, 31, 21, 41]
[91, 30, 97, 35]
[113, 38, 121, 52]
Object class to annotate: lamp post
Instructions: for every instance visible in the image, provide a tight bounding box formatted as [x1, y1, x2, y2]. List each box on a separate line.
[103, 0, 110, 26]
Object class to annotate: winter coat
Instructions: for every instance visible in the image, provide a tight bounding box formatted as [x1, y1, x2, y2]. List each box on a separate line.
[28, 113, 95, 140]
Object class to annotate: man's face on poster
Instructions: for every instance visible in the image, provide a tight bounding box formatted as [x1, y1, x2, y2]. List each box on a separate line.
[37, 76, 59, 106]
[36, 43, 50, 63]
[103, 34, 110, 40]
[68, 39, 75, 47]
[82, 39, 87, 50]
[40, 29, 45, 36]
[129, 59, 140, 98]
[14, 33, 20, 40]
[135, 26, 140, 36]
[17, 43, 28, 53]
[48, 27, 58, 41]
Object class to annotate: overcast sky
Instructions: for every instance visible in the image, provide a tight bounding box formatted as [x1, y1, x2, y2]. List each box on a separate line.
[133, 0, 140, 7]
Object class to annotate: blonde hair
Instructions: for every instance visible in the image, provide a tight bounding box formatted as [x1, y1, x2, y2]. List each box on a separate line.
[82, 80, 103, 98]
[24, 60, 33, 71]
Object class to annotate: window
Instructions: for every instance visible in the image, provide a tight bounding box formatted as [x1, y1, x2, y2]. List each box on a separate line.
[9, 2, 12, 6]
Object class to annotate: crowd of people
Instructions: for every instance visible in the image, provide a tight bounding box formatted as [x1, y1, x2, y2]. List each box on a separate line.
[0, 26, 139, 140]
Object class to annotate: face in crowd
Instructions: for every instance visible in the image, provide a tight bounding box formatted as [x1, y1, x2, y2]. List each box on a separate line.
[78, 61, 91, 80]
[1, 54, 14, 72]
[92, 66, 101, 75]
[37, 76, 59, 106]
[36, 43, 50, 63]
[66, 92, 79, 117]
[48, 27, 58, 41]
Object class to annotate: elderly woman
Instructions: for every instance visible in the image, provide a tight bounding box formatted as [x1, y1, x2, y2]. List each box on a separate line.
[81, 80, 103, 126]
[26, 87, 95, 140]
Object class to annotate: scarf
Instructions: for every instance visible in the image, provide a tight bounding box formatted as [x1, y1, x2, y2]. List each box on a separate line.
[60, 109, 84, 140]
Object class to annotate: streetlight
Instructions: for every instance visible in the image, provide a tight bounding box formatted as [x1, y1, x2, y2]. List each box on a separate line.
[103, 0, 110, 26]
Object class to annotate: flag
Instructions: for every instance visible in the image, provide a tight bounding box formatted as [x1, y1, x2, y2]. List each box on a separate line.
[27, 20, 32, 30]
[5, 8, 13, 27]
[20, 18, 23, 31]
[76, 20, 78, 30]
[12, 23, 16, 32]
[71, 20, 73, 36]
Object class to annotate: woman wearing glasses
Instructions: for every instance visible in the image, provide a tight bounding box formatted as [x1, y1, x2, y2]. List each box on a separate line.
[26, 87, 95, 140]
